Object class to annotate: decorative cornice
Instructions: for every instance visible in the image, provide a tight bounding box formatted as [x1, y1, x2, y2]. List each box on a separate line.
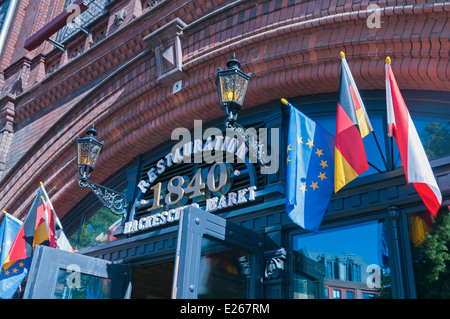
[183, 2, 450, 70]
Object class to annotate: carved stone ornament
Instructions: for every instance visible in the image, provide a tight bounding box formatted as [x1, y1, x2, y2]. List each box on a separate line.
[114, 9, 127, 26]
[10, 76, 23, 95]
[264, 248, 286, 280]
[264, 257, 283, 280]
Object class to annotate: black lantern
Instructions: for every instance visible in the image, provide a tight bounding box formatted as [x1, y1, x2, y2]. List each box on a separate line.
[215, 54, 272, 168]
[216, 53, 251, 126]
[76, 124, 104, 180]
[76, 124, 128, 216]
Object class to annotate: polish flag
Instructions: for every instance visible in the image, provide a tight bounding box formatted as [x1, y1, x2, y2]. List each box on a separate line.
[385, 58, 442, 216]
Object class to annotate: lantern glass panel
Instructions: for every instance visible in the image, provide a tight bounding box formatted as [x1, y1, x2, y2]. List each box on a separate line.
[219, 73, 236, 103]
[77, 139, 102, 168]
[78, 141, 90, 166]
[234, 74, 249, 105]
[87, 143, 102, 167]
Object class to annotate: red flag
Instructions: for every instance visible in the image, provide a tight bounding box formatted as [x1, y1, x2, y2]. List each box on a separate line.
[42, 198, 57, 249]
[385, 57, 442, 216]
[3, 188, 56, 269]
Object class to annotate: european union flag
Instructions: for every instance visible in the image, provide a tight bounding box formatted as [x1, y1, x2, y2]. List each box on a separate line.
[0, 212, 29, 299]
[285, 100, 335, 232]
[0, 212, 21, 267]
[0, 257, 31, 299]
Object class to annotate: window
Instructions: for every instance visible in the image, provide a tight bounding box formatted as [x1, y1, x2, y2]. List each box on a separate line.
[303, 92, 450, 177]
[346, 262, 361, 282]
[392, 118, 450, 169]
[293, 273, 319, 299]
[333, 258, 340, 280]
[408, 206, 450, 298]
[325, 261, 332, 279]
[313, 114, 388, 176]
[293, 251, 322, 299]
[415, 119, 450, 160]
[0, 0, 18, 55]
[53, 268, 111, 299]
[55, 0, 109, 44]
[292, 220, 391, 299]
[362, 292, 375, 299]
[198, 236, 251, 299]
[63, 168, 129, 251]
[346, 290, 354, 299]
[68, 200, 124, 250]
[333, 289, 341, 299]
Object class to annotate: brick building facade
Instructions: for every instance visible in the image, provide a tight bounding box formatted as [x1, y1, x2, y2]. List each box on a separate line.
[0, 0, 449, 299]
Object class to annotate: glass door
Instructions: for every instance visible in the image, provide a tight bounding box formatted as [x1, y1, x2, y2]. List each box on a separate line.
[171, 206, 265, 299]
[23, 245, 131, 299]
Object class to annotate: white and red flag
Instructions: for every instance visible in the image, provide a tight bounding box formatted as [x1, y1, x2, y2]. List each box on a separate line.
[385, 57, 442, 216]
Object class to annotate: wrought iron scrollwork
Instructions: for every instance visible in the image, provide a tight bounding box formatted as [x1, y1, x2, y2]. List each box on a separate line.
[226, 122, 272, 168]
[78, 179, 127, 216]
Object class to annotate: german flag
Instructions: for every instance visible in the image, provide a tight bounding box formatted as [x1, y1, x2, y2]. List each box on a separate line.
[334, 53, 370, 192]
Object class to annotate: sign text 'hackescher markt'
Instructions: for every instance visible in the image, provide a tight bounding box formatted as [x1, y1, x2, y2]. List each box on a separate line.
[124, 133, 262, 235]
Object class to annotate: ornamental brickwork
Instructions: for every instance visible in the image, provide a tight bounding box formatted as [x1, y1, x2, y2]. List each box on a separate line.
[0, 0, 448, 220]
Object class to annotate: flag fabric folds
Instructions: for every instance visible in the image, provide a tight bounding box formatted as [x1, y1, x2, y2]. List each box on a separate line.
[334, 53, 370, 193]
[385, 57, 442, 216]
[0, 212, 22, 266]
[0, 212, 25, 299]
[1, 183, 72, 298]
[40, 183, 74, 252]
[285, 100, 335, 232]
[340, 54, 373, 138]
[3, 187, 57, 269]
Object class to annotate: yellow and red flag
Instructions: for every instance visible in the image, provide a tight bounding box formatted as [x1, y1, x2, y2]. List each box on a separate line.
[334, 53, 371, 192]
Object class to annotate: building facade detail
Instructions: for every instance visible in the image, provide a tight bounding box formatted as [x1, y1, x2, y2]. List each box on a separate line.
[0, 0, 448, 299]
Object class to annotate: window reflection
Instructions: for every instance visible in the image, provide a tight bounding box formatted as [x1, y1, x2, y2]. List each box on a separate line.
[312, 114, 450, 174]
[198, 236, 251, 299]
[313, 114, 387, 176]
[392, 118, 450, 168]
[69, 206, 122, 250]
[53, 268, 111, 299]
[409, 207, 450, 298]
[68, 188, 127, 250]
[293, 221, 391, 299]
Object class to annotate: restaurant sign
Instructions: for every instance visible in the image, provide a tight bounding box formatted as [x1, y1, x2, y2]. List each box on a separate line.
[124, 132, 260, 235]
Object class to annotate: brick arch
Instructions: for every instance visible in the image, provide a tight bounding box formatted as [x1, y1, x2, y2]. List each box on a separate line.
[0, 0, 449, 219]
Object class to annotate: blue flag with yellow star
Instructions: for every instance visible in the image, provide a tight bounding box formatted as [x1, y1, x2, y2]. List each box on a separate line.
[0, 212, 29, 299]
[285, 101, 335, 232]
[0, 257, 31, 299]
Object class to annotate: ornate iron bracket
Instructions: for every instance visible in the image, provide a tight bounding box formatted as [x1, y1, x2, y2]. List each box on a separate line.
[226, 121, 272, 168]
[78, 179, 128, 216]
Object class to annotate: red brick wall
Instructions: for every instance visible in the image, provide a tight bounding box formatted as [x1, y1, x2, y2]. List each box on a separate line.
[0, 0, 448, 219]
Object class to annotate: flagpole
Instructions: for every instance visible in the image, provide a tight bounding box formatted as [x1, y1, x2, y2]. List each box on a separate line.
[371, 131, 388, 171]
[2, 210, 21, 224]
[40, 181, 63, 230]
[386, 57, 396, 171]
[368, 161, 383, 173]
